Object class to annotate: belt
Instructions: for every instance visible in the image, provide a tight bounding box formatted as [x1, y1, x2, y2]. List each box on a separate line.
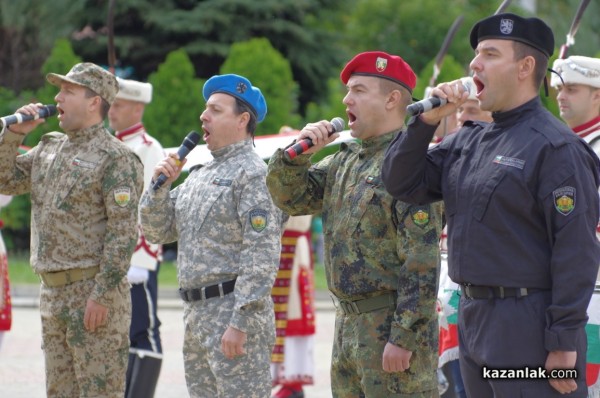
[39, 266, 100, 287]
[460, 284, 547, 299]
[179, 279, 237, 302]
[330, 291, 396, 315]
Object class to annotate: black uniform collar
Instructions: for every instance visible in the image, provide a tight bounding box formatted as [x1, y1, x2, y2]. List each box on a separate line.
[492, 97, 541, 128]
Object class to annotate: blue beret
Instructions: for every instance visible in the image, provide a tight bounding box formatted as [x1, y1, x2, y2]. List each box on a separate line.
[470, 13, 554, 58]
[202, 74, 267, 123]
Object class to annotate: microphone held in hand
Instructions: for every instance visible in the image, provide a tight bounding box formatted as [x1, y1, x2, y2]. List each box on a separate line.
[284, 117, 346, 161]
[152, 131, 201, 191]
[0, 105, 57, 128]
[406, 81, 474, 117]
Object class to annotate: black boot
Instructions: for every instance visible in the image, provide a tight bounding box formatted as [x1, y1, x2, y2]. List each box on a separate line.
[125, 352, 163, 398]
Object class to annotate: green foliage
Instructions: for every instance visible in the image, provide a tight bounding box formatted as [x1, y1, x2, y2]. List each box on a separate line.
[414, 55, 467, 100]
[69, 0, 347, 113]
[144, 49, 205, 148]
[220, 38, 301, 135]
[304, 76, 348, 125]
[23, 39, 83, 147]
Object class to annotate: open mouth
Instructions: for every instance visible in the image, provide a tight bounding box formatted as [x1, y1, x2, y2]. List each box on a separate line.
[347, 111, 356, 124]
[473, 76, 485, 96]
[202, 127, 210, 140]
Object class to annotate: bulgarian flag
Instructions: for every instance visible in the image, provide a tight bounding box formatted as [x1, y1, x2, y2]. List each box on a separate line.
[18, 145, 30, 155]
[587, 290, 600, 397]
[437, 254, 460, 367]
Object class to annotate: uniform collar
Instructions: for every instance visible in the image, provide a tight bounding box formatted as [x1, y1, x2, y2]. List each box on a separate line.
[211, 138, 253, 159]
[65, 122, 106, 142]
[353, 130, 400, 157]
[572, 115, 600, 138]
[492, 97, 541, 128]
[115, 122, 145, 141]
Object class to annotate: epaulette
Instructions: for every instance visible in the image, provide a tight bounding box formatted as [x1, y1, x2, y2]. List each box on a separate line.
[531, 116, 570, 148]
[40, 132, 65, 142]
[189, 164, 204, 174]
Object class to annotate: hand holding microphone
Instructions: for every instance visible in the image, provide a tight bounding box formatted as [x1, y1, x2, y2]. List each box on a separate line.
[152, 131, 201, 191]
[406, 79, 474, 123]
[1, 104, 57, 134]
[284, 117, 345, 161]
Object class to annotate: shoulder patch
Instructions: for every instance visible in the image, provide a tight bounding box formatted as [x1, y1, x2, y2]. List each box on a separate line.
[249, 209, 268, 232]
[114, 187, 132, 207]
[553, 186, 575, 216]
[410, 206, 430, 228]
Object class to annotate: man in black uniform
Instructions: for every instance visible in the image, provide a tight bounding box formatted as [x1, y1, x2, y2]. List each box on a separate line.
[382, 13, 600, 397]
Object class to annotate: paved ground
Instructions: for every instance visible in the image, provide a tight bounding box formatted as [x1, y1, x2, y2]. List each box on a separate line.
[0, 285, 336, 398]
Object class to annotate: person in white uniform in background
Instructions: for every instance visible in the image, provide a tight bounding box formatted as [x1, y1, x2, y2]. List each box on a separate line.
[108, 78, 165, 398]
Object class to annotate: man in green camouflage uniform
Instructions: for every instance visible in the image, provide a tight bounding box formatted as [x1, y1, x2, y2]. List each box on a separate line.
[139, 74, 286, 398]
[266, 51, 442, 398]
[0, 63, 143, 397]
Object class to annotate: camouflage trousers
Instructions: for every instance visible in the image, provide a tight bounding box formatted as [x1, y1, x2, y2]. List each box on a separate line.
[40, 278, 131, 398]
[182, 293, 276, 398]
[331, 306, 438, 397]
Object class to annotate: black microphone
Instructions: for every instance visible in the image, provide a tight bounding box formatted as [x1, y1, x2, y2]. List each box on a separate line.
[284, 117, 345, 161]
[0, 105, 57, 128]
[152, 131, 201, 191]
[406, 81, 474, 117]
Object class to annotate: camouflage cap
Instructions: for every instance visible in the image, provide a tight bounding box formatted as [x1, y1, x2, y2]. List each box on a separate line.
[46, 62, 119, 104]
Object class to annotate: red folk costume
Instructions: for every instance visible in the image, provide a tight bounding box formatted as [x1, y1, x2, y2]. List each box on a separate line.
[271, 215, 316, 396]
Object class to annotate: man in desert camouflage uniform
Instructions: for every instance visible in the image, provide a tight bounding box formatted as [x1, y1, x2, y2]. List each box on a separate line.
[140, 74, 286, 398]
[267, 51, 443, 397]
[0, 62, 143, 397]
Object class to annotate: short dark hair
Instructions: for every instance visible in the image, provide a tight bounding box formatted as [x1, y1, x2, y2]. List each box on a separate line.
[379, 79, 412, 112]
[84, 87, 110, 119]
[234, 97, 257, 135]
[513, 41, 548, 90]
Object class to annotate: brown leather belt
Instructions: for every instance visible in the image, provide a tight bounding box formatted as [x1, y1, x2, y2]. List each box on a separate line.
[179, 279, 237, 302]
[330, 291, 396, 315]
[460, 284, 547, 299]
[39, 266, 100, 287]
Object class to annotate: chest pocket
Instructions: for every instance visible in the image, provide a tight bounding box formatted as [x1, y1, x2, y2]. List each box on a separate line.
[178, 177, 233, 234]
[55, 158, 102, 210]
[347, 176, 393, 240]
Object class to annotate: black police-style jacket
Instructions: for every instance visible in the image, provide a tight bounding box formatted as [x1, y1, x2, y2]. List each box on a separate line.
[382, 97, 600, 353]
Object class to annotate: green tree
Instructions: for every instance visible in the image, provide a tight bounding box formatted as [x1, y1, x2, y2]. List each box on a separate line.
[220, 38, 301, 135]
[21, 39, 84, 147]
[144, 49, 205, 148]
[304, 76, 347, 126]
[414, 54, 467, 100]
[69, 0, 347, 114]
[0, 0, 86, 92]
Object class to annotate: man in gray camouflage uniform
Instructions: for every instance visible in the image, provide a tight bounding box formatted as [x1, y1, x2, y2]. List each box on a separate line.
[0, 62, 143, 397]
[139, 74, 286, 398]
[267, 51, 443, 397]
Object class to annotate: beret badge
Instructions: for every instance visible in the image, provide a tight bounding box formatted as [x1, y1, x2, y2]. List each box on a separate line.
[500, 19, 514, 35]
[236, 82, 247, 94]
[376, 57, 388, 72]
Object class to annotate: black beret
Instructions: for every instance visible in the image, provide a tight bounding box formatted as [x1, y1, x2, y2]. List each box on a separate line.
[470, 13, 554, 58]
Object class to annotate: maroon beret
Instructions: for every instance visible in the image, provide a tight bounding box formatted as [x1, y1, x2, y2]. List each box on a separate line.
[340, 51, 417, 93]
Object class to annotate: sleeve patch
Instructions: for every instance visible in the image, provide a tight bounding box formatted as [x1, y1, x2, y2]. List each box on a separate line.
[114, 187, 132, 207]
[553, 186, 575, 216]
[249, 209, 268, 232]
[411, 207, 430, 228]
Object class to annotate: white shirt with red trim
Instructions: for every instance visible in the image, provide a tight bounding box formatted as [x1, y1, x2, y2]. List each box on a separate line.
[116, 123, 165, 270]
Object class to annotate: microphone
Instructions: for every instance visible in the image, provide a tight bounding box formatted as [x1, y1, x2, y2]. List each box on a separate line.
[152, 131, 201, 191]
[0, 105, 57, 128]
[284, 117, 345, 161]
[406, 81, 474, 117]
